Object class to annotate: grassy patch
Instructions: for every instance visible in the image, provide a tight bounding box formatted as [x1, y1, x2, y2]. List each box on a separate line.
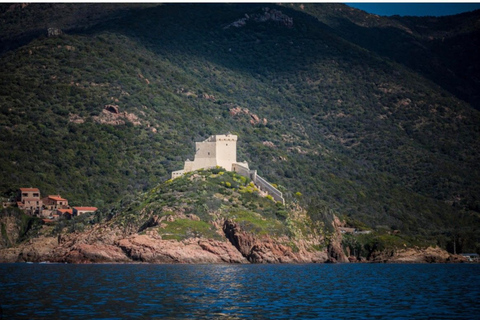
[158, 218, 220, 241]
[227, 209, 288, 236]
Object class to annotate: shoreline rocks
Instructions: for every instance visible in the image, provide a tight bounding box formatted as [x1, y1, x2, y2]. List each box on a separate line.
[0, 230, 467, 265]
[0, 216, 469, 264]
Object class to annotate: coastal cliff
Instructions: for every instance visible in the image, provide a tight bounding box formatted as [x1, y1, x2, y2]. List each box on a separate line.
[0, 222, 463, 264]
[0, 222, 328, 264]
[0, 169, 465, 264]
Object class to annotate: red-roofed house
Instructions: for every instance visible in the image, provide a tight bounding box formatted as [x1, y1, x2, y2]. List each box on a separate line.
[18, 188, 42, 215]
[57, 208, 73, 219]
[43, 195, 69, 210]
[73, 207, 98, 216]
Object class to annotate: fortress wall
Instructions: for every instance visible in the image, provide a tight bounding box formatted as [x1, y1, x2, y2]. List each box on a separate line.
[171, 170, 185, 179]
[232, 163, 253, 179]
[255, 175, 285, 204]
[190, 140, 217, 171]
[233, 163, 285, 205]
[184, 160, 194, 172]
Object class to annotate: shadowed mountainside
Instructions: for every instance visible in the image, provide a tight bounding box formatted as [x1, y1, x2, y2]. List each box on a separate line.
[294, 3, 480, 109]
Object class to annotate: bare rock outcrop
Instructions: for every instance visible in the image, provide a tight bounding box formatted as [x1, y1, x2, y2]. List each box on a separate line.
[0, 222, 464, 264]
[47, 27, 63, 37]
[104, 104, 119, 114]
[1, 209, 462, 264]
[371, 246, 468, 263]
[61, 243, 130, 264]
[229, 106, 267, 126]
[116, 234, 247, 264]
[225, 7, 293, 29]
[68, 113, 85, 124]
[3, 236, 59, 263]
[327, 215, 349, 263]
[222, 219, 327, 263]
[92, 105, 142, 126]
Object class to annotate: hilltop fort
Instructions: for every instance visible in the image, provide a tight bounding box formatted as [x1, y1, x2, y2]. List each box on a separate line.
[172, 134, 285, 204]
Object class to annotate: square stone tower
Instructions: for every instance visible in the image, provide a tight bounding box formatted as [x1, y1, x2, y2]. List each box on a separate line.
[173, 133, 238, 178]
[171, 134, 284, 204]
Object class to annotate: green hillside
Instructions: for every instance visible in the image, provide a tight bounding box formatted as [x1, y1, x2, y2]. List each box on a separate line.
[112, 169, 294, 240]
[1, 3, 479, 253]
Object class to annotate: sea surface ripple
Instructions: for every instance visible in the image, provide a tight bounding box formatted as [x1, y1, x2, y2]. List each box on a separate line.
[1, 263, 479, 319]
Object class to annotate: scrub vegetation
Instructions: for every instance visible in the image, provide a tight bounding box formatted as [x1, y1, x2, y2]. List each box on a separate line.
[0, 3, 479, 253]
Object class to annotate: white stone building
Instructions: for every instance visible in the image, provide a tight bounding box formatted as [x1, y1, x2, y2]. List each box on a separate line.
[172, 133, 285, 204]
[172, 133, 243, 177]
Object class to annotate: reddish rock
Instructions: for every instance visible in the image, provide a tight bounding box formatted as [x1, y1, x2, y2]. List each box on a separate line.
[60, 243, 128, 263]
[222, 219, 326, 263]
[92, 107, 141, 126]
[229, 106, 267, 126]
[197, 239, 248, 263]
[3, 212, 459, 265]
[249, 113, 260, 125]
[116, 235, 247, 264]
[328, 215, 349, 263]
[369, 246, 467, 263]
[262, 141, 275, 148]
[104, 104, 120, 114]
[201, 93, 216, 101]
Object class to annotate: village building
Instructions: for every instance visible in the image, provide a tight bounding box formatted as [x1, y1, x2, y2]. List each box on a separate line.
[172, 133, 285, 204]
[57, 208, 73, 219]
[43, 195, 69, 210]
[10, 188, 98, 220]
[17, 188, 43, 215]
[73, 207, 98, 217]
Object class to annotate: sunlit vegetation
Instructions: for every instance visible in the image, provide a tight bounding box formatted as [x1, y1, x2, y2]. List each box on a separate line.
[110, 169, 293, 239]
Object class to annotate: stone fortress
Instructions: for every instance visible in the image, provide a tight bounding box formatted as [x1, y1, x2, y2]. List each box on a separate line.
[172, 133, 285, 204]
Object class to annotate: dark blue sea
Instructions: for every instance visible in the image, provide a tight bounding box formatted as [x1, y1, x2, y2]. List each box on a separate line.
[1, 263, 479, 319]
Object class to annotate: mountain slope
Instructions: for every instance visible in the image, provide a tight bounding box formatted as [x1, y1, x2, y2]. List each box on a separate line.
[294, 3, 480, 109]
[1, 3, 479, 252]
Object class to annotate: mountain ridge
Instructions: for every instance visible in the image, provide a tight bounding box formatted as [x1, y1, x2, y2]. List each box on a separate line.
[293, 3, 480, 108]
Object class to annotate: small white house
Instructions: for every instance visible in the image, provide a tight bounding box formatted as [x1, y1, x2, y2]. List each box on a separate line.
[72, 206, 98, 216]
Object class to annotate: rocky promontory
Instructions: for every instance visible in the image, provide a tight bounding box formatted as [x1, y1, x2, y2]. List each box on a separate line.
[0, 170, 466, 264]
[0, 221, 329, 264]
[0, 222, 463, 264]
